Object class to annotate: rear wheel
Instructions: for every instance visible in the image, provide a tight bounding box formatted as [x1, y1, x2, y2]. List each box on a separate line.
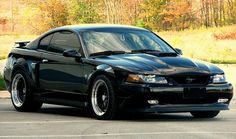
[90, 75, 117, 120]
[11, 70, 42, 112]
[190, 111, 220, 118]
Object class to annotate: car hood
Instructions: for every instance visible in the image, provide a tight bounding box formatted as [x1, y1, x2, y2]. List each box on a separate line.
[91, 53, 223, 75]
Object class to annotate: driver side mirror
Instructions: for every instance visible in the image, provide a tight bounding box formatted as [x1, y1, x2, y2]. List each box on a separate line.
[63, 49, 82, 59]
[175, 48, 183, 55]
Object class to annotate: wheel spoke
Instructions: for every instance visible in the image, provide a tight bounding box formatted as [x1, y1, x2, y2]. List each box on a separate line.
[91, 79, 109, 116]
[11, 74, 26, 107]
[103, 99, 108, 110]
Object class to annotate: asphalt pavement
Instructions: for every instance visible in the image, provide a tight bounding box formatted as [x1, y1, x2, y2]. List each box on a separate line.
[0, 98, 236, 139]
[0, 60, 236, 139]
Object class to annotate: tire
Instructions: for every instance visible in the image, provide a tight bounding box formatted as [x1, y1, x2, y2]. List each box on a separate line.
[11, 70, 42, 112]
[190, 111, 220, 118]
[90, 75, 117, 120]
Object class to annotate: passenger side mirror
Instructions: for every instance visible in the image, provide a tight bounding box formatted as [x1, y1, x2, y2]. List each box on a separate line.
[175, 48, 183, 55]
[63, 49, 82, 59]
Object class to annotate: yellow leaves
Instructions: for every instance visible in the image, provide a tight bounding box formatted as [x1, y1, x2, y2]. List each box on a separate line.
[23, 0, 69, 33]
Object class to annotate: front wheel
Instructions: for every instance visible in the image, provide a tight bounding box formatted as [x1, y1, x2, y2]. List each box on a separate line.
[190, 111, 220, 118]
[90, 75, 117, 120]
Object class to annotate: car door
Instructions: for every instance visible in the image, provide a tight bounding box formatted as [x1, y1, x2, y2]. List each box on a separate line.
[38, 31, 87, 99]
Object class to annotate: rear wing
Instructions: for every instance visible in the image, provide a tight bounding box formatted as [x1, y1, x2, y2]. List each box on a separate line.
[15, 41, 30, 48]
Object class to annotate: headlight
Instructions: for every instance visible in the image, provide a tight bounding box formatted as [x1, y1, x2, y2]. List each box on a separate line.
[212, 74, 226, 83]
[126, 74, 168, 84]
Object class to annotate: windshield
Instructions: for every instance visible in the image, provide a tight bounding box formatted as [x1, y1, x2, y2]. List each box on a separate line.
[81, 30, 176, 55]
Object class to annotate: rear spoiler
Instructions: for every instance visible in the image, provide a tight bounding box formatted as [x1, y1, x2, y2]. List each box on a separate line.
[15, 41, 30, 47]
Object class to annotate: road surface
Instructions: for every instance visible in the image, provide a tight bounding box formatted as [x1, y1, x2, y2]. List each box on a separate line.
[0, 99, 236, 139]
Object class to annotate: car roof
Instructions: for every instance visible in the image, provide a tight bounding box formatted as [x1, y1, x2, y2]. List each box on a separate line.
[51, 24, 149, 32]
[26, 24, 149, 50]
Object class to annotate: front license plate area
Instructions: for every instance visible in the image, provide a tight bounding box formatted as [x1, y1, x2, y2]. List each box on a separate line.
[184, 88, 206, 98]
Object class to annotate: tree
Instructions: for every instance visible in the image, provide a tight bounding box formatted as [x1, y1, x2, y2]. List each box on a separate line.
[4, 0, 236, 33]
[140, 0, 167, 30]
[38, 0, 68, 32]
[200, 0, 236, 28]
[0, 17, 7, 32]
[20, 0, 68, 33]
[140, 0, 196, 31]
[103, 0, 123, 24]
[160, 0, 196, 30]
[68, 0, 101, 24]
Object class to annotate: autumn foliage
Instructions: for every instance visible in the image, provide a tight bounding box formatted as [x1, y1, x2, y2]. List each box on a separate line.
[1, 0, 236, 34]
[213, 31, 236, 40]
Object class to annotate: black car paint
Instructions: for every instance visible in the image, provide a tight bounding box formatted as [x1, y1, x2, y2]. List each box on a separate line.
[3, 25, 233, 112]
[91, 53, 224, 75]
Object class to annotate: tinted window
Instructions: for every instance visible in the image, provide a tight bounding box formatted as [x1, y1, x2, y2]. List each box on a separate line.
[48, 31, 81, 53]
[38, 34, 53, 50]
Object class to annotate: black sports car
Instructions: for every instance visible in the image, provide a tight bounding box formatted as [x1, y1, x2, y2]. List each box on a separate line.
[3, 24, 233, 119]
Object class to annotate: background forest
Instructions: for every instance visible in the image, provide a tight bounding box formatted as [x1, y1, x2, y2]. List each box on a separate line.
[1, 0, 236, 33]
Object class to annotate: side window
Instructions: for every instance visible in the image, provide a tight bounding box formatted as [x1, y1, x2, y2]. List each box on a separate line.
[48, 31, 81, 53]
[38, 34, 53, 50]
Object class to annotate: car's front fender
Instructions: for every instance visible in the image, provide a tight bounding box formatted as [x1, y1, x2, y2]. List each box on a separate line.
[86, 64, 116, 91]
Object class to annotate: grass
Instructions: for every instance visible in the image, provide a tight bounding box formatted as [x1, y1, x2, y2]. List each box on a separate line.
[211, 59, 236, 64]
[0, 25, 236, 63]
[158, 25, 236, 63]
[0, 74, 5, 90]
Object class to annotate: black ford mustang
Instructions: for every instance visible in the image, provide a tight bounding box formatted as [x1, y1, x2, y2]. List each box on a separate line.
[3, 25, 233, 119]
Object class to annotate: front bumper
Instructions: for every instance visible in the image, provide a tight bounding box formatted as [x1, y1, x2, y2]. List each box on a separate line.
[118, 83, 233, 112]
[132, 103, 229, 113]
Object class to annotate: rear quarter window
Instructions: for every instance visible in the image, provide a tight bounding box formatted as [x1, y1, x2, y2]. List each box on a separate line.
[38, 34, 53, 50]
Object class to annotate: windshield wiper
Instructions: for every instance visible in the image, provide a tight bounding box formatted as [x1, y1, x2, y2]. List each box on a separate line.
[131, 49, 177, 57]
[155, 52, 178, 57]
[90, 51, 126, 56]
[131, 49, 160, 53]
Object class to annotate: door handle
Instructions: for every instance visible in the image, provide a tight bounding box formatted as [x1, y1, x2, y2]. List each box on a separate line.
[42, 59, 48, 63]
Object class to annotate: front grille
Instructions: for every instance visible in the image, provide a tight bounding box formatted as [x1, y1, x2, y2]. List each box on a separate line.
[169, 75, 210, 85]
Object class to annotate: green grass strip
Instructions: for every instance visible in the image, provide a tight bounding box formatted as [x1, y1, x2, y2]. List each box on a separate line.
[210, 59, 236, 64]
[0, 74, 6, 90]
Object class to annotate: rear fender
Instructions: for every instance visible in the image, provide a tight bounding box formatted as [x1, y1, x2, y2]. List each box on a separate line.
[10, 57, 38, 89]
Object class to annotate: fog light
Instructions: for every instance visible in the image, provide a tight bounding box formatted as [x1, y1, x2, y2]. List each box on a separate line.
[218, 98, 229, 103]
[148, 100, 159, 105]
